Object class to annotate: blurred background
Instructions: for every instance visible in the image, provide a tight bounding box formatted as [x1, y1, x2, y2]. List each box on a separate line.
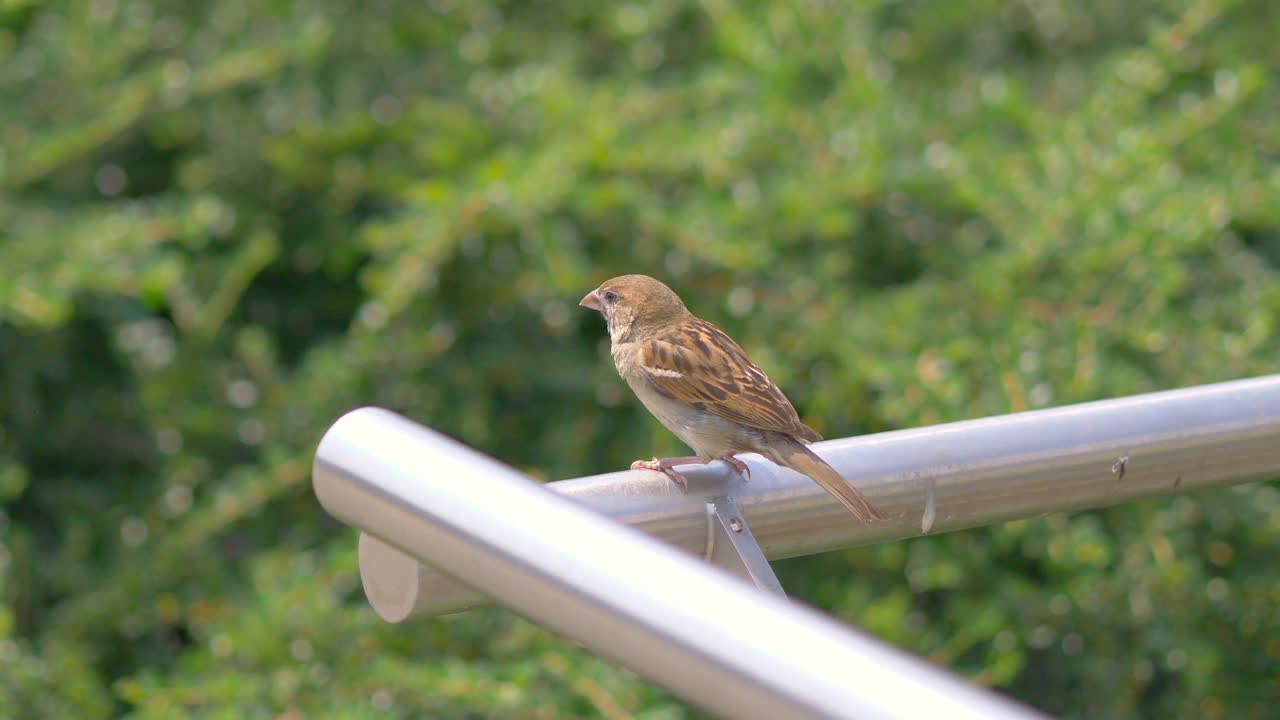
[2, 0, 1279, 717]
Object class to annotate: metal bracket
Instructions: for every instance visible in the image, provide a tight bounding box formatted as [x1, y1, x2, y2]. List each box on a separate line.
[703, 495, 786, 598]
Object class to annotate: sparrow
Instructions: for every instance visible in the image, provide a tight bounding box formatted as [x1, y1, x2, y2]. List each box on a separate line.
[580, 274, 886, 522]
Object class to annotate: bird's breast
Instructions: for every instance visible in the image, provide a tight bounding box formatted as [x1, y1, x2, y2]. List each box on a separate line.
[611, 341, 634, 374]
[625, 375, 755, 457]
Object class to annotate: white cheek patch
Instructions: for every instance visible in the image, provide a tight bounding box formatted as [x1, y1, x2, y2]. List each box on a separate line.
[644, 366, 683, 378]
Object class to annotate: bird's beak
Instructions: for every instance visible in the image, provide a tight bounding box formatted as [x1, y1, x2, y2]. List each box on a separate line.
[579, 289, 603, 311]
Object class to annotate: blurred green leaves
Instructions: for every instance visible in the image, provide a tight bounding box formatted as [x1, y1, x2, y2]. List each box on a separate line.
[1, 0, 1278, 718]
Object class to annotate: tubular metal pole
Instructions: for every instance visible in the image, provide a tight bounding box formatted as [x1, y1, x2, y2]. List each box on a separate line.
[349, 375, 1280, 619]
[313, 409, 1044, 720]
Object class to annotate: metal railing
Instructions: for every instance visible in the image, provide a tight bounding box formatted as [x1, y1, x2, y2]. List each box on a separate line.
[311, 374, 1280, 719]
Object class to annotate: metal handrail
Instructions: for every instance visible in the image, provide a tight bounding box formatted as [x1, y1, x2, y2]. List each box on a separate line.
[312, 375, 1280, 719]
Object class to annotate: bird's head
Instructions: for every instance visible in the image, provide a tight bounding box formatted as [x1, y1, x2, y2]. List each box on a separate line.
[580, 274, 688, 343]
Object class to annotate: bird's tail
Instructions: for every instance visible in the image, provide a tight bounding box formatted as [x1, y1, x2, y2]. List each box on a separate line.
[766, 437, 886, 522]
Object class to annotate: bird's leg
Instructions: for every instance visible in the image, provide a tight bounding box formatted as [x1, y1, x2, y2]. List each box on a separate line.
[714, 451, 751, 481]
[630, 455, 704, 490]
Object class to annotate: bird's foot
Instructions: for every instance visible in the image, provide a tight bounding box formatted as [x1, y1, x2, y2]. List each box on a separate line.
[630, 455, 701, 490]
[714, 451, 751, 481]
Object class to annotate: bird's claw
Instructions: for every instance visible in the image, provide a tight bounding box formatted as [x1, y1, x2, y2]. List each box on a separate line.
[631, 457, 690, 490]
[631, 453, 748, 489]
[716, 452, 751, 481]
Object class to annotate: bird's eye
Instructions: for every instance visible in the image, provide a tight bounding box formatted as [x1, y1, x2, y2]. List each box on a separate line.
[604, 290, 618, 303]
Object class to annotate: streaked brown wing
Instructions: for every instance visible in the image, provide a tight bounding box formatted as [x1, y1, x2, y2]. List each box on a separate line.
[638, 319, 820, 440]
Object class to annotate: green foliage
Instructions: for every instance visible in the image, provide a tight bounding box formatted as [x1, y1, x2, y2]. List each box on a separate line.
[2, 0, 1278, 717]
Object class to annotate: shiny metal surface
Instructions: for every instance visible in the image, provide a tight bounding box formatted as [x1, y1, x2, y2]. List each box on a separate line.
[342, 374, 1280, 620]
[313, 409, 1044, 720]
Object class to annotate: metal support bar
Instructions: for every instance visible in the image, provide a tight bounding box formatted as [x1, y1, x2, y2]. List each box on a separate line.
[705, 495, 786, 597]
[346, 375, 1280, 621]
[313, 409, 1044, 720]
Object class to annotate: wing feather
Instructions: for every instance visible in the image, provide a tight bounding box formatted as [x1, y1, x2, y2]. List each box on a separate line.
[638, 319, 821, 440]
